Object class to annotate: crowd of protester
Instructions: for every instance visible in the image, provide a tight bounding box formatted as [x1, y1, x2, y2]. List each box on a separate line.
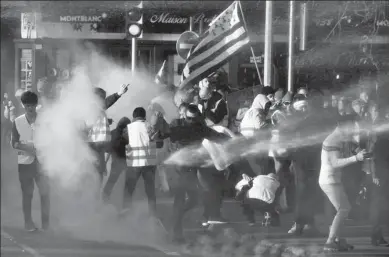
[2, 72, 389, 252]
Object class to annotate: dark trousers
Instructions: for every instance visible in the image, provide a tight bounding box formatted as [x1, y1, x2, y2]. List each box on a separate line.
[197, 167, 225, 220]
[368, 175, 389, 233]
[124, 166, 157, 216]
[241, 198, 278, 223]
[103, 154, 127, 199]
[294, 169, 318, 226]
[342, 168, 365, 219]
[18, 160, 50, 229]
[172, 167, 199, 237]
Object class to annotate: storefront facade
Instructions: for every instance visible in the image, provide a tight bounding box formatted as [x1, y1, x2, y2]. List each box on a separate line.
[12, 2, 389, 95]
[13, 2, 295, 93]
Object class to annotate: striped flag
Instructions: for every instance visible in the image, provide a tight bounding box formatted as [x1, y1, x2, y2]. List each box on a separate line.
[179, 1, 249, 89]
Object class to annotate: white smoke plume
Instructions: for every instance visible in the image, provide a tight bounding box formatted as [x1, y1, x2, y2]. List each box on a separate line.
[22, 43, 176, 248]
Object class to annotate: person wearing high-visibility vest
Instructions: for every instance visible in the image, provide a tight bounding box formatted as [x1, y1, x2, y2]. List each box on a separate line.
[11, 91, 50, 232]
[86, 84, 129, 184]
[121, 107, 161, 217]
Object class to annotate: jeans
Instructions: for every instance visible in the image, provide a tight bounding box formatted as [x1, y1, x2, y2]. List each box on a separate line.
[103, 154, 127, 199]
[320, 183, 351, 240]
[124, 166, 157, 216]
[197, 167, 225, 220]
[171, 167, 198, 237]
[18, 160, 50, 229]
[368, 174, 389, 232]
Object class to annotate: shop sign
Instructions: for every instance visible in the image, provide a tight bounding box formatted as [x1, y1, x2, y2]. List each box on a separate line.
[58, 15, 103, 23]
[144, 12, 219, 34]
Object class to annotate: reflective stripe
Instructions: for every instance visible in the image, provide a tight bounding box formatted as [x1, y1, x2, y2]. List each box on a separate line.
[125, 121, 158, 167]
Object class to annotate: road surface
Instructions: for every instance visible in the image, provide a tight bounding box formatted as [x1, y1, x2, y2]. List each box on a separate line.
[2, 201, 388, 257]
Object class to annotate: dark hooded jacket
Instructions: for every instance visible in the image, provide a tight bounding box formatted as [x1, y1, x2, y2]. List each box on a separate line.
[110, 117, 131, 158]
[198, 91, 228, 125]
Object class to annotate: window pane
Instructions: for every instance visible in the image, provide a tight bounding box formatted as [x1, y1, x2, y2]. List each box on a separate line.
[19, 49, 33, 91]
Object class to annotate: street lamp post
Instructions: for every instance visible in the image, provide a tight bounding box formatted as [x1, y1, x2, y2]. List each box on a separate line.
[299, 2, 308, 51]
[264, 1, 273, 87]
[287, 0, 296, 92]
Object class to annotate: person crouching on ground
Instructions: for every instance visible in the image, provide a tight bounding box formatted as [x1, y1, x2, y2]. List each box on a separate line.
[87, 84, 129, 185]
[11, 91, 50, 232]
[235, 173, 282, 227]
[319, 116, 369, 252]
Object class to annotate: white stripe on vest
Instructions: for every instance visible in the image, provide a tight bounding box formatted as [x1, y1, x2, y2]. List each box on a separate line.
[87, 112, 111, 143]
[14, 114, 35, 165]
[125, 120, 157, 167]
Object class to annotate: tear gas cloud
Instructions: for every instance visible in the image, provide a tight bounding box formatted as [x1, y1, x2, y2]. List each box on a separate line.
[2, 42, 176, 248]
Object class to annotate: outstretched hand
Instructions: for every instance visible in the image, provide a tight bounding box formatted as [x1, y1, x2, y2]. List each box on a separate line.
[118, 84, 129, 96]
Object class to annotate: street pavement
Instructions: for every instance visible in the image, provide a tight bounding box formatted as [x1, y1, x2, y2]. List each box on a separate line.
[2, 200, 388, 257]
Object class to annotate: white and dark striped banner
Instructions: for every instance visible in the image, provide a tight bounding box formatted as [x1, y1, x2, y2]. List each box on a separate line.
[179, 1, 250, 89]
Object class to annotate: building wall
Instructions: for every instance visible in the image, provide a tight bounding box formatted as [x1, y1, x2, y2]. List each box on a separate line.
[1, 18, 18, 96]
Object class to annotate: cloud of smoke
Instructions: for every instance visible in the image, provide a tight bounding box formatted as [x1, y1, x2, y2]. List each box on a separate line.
[1, 42, 177, 248]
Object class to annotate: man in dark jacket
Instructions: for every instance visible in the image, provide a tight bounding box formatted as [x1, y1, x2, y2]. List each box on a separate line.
[160, 104, 228, 242]
[198, 78, 228, 127]
[102, 117, 131, 201]
[288, 94, 322, 235]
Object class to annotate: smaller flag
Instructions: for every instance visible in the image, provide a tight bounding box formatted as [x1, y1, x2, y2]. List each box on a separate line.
[155, 60, 168, 85]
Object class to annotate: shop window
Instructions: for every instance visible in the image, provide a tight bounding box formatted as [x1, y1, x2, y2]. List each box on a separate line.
[138, 49, 152, 72]
[20, 49, 33, 91]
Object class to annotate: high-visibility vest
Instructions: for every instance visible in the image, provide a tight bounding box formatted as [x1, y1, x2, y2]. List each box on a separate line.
[14, 114, 35, 165]
[87, 112, 111, 143]
[125, 120, 157, 167]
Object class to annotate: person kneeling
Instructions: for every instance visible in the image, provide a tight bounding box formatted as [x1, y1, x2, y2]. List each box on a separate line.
[235, 173, 282, 227]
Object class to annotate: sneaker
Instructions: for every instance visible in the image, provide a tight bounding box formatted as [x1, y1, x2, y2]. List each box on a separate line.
[323, 242, 342, 252]
[287, 222, 303, 235]
[207, 217, 228, 225]
[336, 238, 354, 251]
[25, 223, 38, 232]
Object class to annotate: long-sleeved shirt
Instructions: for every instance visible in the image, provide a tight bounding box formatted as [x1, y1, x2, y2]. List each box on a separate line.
[319, 128, 359, 185]
[104, 93, 121, 110]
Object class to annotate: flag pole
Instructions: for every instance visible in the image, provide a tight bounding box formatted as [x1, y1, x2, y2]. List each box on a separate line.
[237, 1, 263, 86]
